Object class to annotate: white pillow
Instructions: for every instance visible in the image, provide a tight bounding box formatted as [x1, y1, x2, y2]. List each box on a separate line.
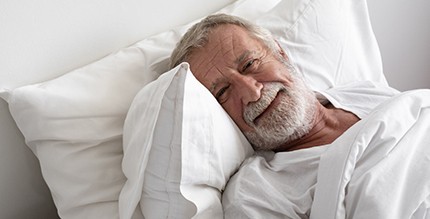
[256, 0, 388, 91]
[120, 63, 253, 218]
[2, 47, 147, 218]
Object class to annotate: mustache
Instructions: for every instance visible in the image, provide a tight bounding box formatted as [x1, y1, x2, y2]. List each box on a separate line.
[243, 82, 286, 126]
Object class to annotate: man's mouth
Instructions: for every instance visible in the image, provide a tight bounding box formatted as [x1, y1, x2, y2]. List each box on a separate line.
[243, 83, 288, 127]
[253, 90, 284, 125]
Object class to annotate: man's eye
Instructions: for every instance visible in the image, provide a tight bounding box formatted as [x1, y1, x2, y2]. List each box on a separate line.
[242, 59, 257, 72]
[216, 85, 230, 101]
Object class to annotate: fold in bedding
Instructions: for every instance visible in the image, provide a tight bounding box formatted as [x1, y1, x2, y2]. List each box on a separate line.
[311, 89, 430, 218]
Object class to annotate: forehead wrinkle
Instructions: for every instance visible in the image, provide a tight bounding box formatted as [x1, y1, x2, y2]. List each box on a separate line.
[207, 47, 222, 67]
[216, 31, 236, 57]
[205, 34, 234, 92]
[219, 26, 253, 64]
[222, 30, 258, 66]
[193, 41, 222, 82]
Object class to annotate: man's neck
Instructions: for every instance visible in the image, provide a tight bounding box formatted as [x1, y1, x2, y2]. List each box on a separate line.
[275, 103, 360, 152]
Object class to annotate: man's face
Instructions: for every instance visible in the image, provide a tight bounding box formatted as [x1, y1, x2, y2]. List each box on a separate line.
[188, 24, 316, 151]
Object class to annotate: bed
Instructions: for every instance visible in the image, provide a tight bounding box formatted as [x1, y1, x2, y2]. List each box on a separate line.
[0, 0, 429, 218]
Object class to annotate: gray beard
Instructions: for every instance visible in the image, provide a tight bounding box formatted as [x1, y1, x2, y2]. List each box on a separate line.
[243, 74, 317, 151]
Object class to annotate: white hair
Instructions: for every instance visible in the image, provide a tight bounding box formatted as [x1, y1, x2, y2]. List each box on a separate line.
[169, 13, 279, 69]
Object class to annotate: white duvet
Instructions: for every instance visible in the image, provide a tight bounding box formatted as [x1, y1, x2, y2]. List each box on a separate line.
[311, 89, 430, 218]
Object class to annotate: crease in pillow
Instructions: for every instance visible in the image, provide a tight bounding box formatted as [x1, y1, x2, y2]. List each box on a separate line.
[180, 66, 254, 217]
[120, 63, 192, 219]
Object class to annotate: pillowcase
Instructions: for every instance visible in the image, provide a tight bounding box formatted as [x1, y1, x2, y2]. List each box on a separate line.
[0, 0, 280, 218]
[255, 0, 388, 91]
[120, 63, 253, 218]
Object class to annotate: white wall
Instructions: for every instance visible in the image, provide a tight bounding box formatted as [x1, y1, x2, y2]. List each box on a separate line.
[368, 0, 430, 91]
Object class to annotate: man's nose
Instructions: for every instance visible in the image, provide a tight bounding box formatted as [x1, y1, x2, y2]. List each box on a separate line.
[235, 75, 263, 105]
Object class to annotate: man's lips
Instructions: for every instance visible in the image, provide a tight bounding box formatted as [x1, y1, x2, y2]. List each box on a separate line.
[243, 83, 287, 127]
[253, 90, 283, 125]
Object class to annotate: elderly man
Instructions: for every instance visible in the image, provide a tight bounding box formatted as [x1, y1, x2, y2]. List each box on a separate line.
[170, 14, 399, 218]
[170, 14, 396, 152]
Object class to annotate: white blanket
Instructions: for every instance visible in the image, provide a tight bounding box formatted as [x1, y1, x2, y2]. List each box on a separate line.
[311, 89, 430, 218]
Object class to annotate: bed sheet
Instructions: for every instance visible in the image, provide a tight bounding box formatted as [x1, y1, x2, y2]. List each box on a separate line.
[311, 89, 430, 218]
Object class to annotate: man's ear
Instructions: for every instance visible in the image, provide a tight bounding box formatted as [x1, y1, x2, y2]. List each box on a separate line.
[275, 39, 289, 61]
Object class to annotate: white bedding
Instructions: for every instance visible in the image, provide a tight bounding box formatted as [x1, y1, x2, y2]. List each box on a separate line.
[222, 89, 430, 218]
[311, 89, 430, 218]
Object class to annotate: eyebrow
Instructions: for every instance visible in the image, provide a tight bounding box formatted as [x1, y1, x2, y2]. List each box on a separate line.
[235, 50, 252, 64]
[210, 76, 225, 93]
